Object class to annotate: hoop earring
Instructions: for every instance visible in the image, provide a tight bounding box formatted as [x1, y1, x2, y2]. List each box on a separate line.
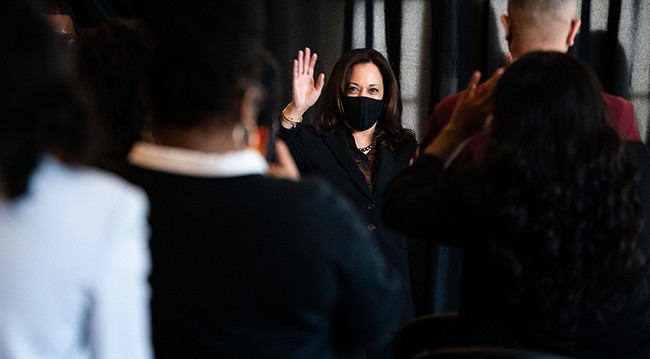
[232, 123, 249, 150]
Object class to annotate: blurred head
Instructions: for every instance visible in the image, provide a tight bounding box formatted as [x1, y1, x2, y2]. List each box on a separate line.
[501, 0, 580, 59]
[39, 0, 78, 46]
[74, 18, 152, 168]
[490, 51, 612, 156]
[316, 49, 411, 149]
[148, 0, 265, 137]
[0, 0, 96, 200]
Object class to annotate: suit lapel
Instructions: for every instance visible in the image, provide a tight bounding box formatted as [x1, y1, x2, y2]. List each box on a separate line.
[374, 145, 395, 195]
[322, 126, 374, 200]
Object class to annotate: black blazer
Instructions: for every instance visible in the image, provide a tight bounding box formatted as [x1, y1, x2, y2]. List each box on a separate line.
[280, 124, 418, 326]
[122, 166, 403, 359]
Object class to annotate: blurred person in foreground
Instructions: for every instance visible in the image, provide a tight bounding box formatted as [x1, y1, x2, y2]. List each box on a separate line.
[120, 1, 402, 358]
[384, 52, 650, 358]
[0, 1, 152, 358]
[74, 18, 153, 171]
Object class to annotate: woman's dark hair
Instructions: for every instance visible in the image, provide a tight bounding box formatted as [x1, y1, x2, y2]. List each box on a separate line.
[0, 0, 96, 200]
[74, 18, 152, 169]
[484, 51, 646, 328]
[315, 48, 413, 151]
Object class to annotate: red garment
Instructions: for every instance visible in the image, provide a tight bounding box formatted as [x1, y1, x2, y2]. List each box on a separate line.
[420, 91, 641, 173]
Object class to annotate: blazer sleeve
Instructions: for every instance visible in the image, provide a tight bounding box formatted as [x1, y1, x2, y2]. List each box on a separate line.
[278, 125, 306, 171]
[90, 186, 153, 359]
[382, 154, 481, 248]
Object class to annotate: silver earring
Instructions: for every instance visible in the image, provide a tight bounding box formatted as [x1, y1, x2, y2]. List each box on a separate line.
[232, 123, 249, 149]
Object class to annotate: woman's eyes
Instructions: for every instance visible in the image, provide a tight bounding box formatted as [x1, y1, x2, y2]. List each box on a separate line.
[347, 87, 379, 94]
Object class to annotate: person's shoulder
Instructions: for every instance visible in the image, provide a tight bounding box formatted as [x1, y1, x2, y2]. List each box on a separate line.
[39, 158, 147, 221]
[603, 92, 632, 104]
[44, 156, 144, 200]
[392, 132, 418, 154]
[603, 92, 635, 115]
[603, 92, 640, 140]
[26, 156, 148, 236]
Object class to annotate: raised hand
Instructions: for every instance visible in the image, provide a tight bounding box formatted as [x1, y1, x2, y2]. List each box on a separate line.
[423, 67, 504, 165]
[284, 47, 325, 120]
[448, 68, 504, 140]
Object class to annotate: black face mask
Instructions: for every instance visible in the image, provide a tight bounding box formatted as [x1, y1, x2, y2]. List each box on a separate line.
[341, 96, 384, 131]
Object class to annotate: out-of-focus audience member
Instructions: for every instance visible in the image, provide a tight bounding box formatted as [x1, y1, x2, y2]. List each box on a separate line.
[384, 52, 650, 358]
[419, 0, 641, 174]
[74, 18, 153, 171]
[0, 1, 152, 359]
[38, 0, 78, 45]
[120, 0, 402, 358]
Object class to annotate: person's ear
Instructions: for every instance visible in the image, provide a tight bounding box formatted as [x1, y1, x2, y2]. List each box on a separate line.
[500, 15, 511, 42]
[567, 18, 581, 47]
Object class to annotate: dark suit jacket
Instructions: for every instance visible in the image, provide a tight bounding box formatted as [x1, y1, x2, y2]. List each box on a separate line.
[383, 142, 650, 358]
[280, 124, 418, 327]
[121, 166, 403, 359]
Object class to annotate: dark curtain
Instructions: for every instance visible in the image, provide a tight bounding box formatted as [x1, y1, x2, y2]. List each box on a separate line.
[68, 0, 650, 317]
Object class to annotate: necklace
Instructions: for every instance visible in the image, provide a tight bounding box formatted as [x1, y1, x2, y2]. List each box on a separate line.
[358, 138, 377, 153]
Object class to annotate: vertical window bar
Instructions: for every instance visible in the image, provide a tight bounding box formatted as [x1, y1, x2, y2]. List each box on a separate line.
[365, 0, 374, 49]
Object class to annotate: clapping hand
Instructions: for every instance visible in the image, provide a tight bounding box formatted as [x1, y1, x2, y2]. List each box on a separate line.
[448, 68, 504, 140]
[423, 67, 504, 165]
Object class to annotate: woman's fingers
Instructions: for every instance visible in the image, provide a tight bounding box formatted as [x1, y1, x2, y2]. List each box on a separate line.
[303, 47, 311, 75]
[474, 67, 504, 106]
[315, 73, 325, 93]
[466, 71, 481, 97]
[294, 48, 318, 77]
[292, 59, 299, 79]
[308, 51, 317, 76]
[297, 49, 304, 75]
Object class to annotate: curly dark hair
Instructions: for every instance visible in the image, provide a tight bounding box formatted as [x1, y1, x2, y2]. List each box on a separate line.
[315, 48, 414, 151]
[484, 51, 646, 329]
[0, 0, 96, 200]
[74, 18, 152, 169]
